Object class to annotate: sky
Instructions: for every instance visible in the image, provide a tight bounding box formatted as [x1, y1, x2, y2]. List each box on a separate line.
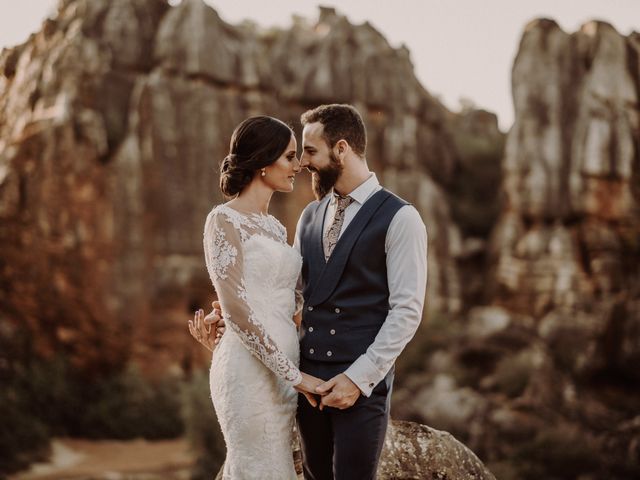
[0, 0, 638, 131]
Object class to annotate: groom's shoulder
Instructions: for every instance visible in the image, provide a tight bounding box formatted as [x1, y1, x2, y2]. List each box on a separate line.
[302, 198, 322, 211]
[300, 196, 328, 220]
[379, 186, 410, 208]
[377, 187, 425, 226]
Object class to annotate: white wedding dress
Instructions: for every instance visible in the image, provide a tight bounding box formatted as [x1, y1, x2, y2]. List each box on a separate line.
[203, 204, 303, 480]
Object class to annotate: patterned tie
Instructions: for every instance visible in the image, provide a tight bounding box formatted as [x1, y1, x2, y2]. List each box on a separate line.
[324, 194, 355, 260]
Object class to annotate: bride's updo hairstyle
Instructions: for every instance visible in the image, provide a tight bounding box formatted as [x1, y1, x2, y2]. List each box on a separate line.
[220, 116, 294, 197]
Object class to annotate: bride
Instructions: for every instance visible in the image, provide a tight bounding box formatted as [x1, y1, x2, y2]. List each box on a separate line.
[188, 116, 322, 479]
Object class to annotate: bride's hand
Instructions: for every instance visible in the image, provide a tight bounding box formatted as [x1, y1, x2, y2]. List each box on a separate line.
[294, 372, 325, 408]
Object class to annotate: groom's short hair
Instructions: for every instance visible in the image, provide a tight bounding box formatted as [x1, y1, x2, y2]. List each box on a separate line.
[301, 104, 367, 157]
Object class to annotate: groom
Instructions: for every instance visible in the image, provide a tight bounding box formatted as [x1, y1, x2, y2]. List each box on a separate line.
[204, 104, 427, 479]
[293, 104, 426, 479]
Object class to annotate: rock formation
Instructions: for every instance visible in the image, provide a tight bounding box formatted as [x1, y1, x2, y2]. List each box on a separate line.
[214, 419, 497, 480]
[0, 0, 463, 377]
[491, 18, 640, 375]
[396, 19, 640, 479]
[378, 420, 496, 479]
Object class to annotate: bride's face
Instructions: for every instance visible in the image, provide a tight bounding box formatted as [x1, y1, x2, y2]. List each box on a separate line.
[262, 135, 300, 193]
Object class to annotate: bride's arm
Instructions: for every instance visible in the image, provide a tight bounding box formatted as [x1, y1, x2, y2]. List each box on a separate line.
[203, 210, 303, 386]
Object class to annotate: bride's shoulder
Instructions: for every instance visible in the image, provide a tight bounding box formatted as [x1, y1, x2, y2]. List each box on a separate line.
[209, 202, 247, 218]
[205, 204, 287, 242]
[207, 203, 227, 215]
[205, 203, 243, 229]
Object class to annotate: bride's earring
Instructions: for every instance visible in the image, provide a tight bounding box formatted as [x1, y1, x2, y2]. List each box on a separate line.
[261, 169, 266, 177]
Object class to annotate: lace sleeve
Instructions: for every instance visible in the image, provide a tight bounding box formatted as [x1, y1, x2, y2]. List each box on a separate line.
[203, 210, 302, 386]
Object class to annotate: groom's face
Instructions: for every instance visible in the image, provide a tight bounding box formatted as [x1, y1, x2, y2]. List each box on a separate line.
[301, 122, 343, 200]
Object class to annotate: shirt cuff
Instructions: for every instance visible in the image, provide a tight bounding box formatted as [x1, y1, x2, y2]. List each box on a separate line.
[343, 354, 386, 397]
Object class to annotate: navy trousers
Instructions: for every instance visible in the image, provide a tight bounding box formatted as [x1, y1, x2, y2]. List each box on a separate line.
[296, 359, 393, 480]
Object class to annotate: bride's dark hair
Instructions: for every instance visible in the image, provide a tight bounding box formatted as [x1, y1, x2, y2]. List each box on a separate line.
[220, 116, 294, 197]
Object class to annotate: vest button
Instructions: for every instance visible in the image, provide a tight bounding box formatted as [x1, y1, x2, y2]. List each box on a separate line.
[330, 329, 336, 335]
[326, 351, 332, 357]
[307, 306, 314, 311]
[309, 348, 315, 354]
[308, 327, 314, 332]
[334, 307, 341, 314]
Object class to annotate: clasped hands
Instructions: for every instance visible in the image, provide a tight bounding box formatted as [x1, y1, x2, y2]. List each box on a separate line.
[295, 372, 361, 410]
[189, 301, 361, 410]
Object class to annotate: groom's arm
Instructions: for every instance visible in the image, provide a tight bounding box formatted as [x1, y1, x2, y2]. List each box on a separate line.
[343, 205, 427, 397]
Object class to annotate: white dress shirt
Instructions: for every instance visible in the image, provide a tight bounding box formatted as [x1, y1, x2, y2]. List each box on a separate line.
[294, 173, 428, 397]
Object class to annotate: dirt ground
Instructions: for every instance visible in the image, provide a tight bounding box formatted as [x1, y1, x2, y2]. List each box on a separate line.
[9, 438, 195, 480]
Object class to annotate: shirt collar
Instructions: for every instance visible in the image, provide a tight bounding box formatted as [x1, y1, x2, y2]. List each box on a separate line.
[331, 173, 379, 205]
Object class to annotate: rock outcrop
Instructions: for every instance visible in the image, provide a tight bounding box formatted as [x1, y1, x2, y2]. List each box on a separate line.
[213, 419, 496, 480]
[379, 420, 496, 479]
[0, 0, 463, 376]
[490, 18, 640, 375]
[396, 19, 640, 480]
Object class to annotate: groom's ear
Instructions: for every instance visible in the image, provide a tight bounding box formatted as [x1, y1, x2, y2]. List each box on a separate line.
[335, 139, 349, 161]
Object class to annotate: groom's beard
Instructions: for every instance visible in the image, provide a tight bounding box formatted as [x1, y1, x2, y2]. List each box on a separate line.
[311, 151, 343, 200]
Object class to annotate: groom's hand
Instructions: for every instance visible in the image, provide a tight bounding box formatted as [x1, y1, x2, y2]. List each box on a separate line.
[316, 374, 360, 410]
[205, 301, 226, 345]
[188, 301, 226, 351]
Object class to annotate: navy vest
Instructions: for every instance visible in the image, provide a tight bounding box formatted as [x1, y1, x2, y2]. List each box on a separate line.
[298, 188, 408, 364]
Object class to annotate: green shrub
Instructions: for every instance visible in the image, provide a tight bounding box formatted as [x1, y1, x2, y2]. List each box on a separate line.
[13, 356, 84, 436]
[0, 356, 185, 476]
[78, 366, 184, 439]
[0, 385, 51, 473]
[14, 358, 184, 439]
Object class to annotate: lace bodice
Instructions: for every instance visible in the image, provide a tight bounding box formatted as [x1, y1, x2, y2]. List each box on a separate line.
[203, 204, 303, 386]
